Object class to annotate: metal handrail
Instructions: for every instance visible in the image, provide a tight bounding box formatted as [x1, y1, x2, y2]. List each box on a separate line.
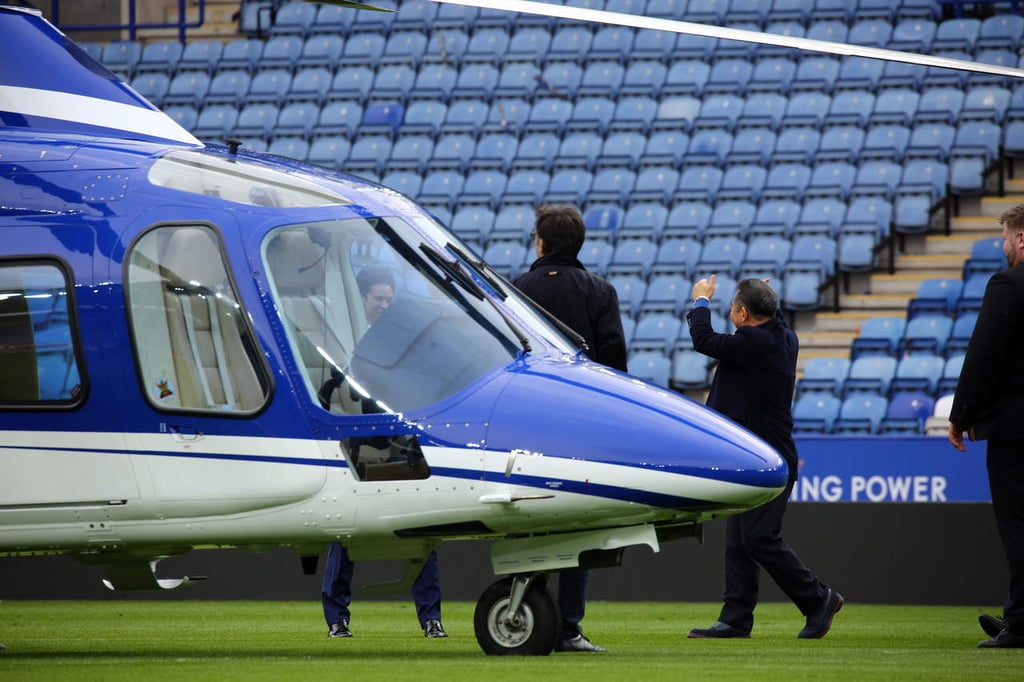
[50, 0, 206, 43]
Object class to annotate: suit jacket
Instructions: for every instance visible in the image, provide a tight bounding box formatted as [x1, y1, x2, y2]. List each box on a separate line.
[950, 262, 1024, 440]
[512, 253, 628, 372]
[687, 306, 799, 479]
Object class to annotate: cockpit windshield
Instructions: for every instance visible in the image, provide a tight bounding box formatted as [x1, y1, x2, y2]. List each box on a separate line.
[263, 216, 540, 414]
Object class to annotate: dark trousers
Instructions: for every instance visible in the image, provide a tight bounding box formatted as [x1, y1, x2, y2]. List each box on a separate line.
[987, 439, 1024, 635]
[321, 543, 442, 627]
[558, 567, 589, 640]
[718, 479, 828, 633]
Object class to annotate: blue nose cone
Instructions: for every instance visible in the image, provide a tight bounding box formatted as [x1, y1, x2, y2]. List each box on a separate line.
[483, 357, 788, 507]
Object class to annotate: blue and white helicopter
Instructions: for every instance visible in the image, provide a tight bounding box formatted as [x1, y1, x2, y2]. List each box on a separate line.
[1, 0, 1019, 656]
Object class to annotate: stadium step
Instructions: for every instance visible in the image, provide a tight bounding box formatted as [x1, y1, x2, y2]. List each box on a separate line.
[869, 272, 956, 295]
[896, 252, 965, 272]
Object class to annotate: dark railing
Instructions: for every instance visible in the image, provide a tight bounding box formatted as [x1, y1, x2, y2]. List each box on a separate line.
[50, 0, 206, 43]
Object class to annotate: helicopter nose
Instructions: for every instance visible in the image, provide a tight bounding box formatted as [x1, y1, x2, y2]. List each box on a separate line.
[483, 358, 789, 510]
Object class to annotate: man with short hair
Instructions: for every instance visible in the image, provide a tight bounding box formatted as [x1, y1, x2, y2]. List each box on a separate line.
[686, 276, 842, 640]
[949, 204, 1024, 648]
[512, 203, 627, 653]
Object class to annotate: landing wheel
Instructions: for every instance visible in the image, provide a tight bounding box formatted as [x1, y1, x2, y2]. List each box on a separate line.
[474, 576, 559, 656]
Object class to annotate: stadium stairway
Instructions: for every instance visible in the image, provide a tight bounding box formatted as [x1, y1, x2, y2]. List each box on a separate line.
[797, 176, 1024, 371]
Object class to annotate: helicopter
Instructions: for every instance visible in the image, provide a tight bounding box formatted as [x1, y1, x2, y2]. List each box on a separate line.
[2, 0, 1017, 656]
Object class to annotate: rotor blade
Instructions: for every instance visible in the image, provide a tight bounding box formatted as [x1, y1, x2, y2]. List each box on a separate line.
[427, 0, 1024, 81]
[313, 0, 396, 11]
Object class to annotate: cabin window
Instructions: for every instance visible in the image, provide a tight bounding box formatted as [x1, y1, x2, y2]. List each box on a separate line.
[0, 261, 84, 405]
[125, 225, 270, 413]
[263, 217, 526, 415]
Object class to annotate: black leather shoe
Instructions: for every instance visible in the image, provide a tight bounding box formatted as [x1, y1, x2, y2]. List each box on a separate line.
[423, 620, 448, 638]
[555, 634, 607, 652]
[687, 621, 750, 639]
[979, 613, 1006, 638]
[978, 629, 1024, 648]
[328, 621, 352, 638]
[798, 589, 844, 639]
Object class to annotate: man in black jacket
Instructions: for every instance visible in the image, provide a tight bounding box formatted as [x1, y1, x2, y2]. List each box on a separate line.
[686, 276, 842, 640]
[949, 204, 1024, 649]
[512, 203, 627, 652]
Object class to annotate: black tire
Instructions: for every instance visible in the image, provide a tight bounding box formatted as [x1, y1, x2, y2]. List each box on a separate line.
[473, 577, 559, 656]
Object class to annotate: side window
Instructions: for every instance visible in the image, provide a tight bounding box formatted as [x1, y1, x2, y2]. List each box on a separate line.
[126, 225, 270, 413]
[0, 261, 84, 405]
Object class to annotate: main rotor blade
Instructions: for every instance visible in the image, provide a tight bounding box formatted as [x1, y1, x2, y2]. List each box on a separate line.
[427, 0, 1024, 81]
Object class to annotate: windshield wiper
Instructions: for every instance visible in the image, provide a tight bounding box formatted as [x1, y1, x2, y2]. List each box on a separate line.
[419, 243, 532, 354]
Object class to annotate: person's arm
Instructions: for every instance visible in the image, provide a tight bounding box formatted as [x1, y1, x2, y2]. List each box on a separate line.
[594, 286, 628, 372]
[949, 272, 1018, 446]
[686, 276, 756, 363]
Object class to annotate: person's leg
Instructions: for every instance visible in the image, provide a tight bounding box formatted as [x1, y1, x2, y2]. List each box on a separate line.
[411, 550, 442, 626]
[558, 567, 589, 639]
[987, 440, 1024, 636]
[717, 513, 761, 633]
[322, 543, 354, 627]
[742, 481, 828, 617]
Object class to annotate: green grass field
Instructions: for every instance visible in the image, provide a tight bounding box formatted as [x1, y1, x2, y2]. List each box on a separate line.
[1, 601, 1021, 681]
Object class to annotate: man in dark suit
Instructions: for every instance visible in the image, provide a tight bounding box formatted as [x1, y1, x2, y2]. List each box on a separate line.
[686, 276, 842, 640]
[949, 204, 1024, 649]
[512, 203, 627, 652]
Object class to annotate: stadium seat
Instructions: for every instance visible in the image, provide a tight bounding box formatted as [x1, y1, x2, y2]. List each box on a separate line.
[483, 240, 528, 279]
[682, 129, 733, 167]
[762, 163, 812, 203]
[632, 313, 683, 354]
[611, 273, 647, 317]
[901, 314, 954, 356]
[307, 136, 351, 170]
[736, 92, 788, 130]
[546, 169, 594, 205]
[501, 170, 550, 207]
[232, 103, 279, 141]
[805, 163, 857, 202]
[673, 166, 722, 204]
[428, 134, 476, 173]
[566, 98, 617, 138]
[652, 96, 702, 133]
[269, 1, 317, 37]
[621, 60, 668, 98]
[695, 236, 746, 279]
[578, 62, 626, 99]
[962, 238, 1004, 281]
[716, 168, 766, 206]
[707, 200, 758, 239]
[796, 357, 850, 398]
[834, 56, 883, 91]
[817, 126, 866, 166]
[664, 203, 712, 241]
[491, 204, 535, 243]
[640, 273, 692, 316]
[955, 273, 993, 316]
[581, 204, 622, 243]
[539, 62, 584, 99]
[879, 391, 935, 434]
[135, 40, 183, 76]
[418, 170, 465, 211]
[771, 127, 820, 166]
[693, 95, 745, 131]
[907, 278, 963, 319]
[845, 355, 898, 396]
[892, 354, 945, 396]
[938, 353, 966, 395]
[669, 350, 712, 391]
[751, 199, 802, 238]
[724, 129, 776, 167]
[275, 102, 319, 139]
[470, 134, 518, 174]
[620, 202, 669, 242]
[285, 67, 332, 106]
[851, 316, 906, 359]
[245, 69, 290, 106]
[608, 239, 658, 279]
[869, 89, 920, 127]
[450, 206, 496, 246]
[629, 351, 671, 386]
[790, 58, 840, 95]
[742, 235, 791, 278]
[792, 394, 842, 434]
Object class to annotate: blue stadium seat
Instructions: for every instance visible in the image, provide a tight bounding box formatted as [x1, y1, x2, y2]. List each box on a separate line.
[748, 58, 796, 95]
[880, 391, 935, 434]
[420, 30, 469, 68]
[507, 27, 552, 61]
[781, 92, 831, 128]
[790, 58, 840, 95]
[662, 60, 711, 98]
[632, 314, 683, 354]
[630, 27, 676, 62]
[933, 17, 981, 52]
[258, 35, 303, 72]
[545, 169, 594, 205]
[670, 350, 712, 391]
[771, 127, 820, 165]
[275, 102, 319, 139]
[751, 199, 802, 238]
[306, 136, 351, 170]
[449, 206, 496, 246]
[629, 351, 671, 387]
[813, 0, 854, 22]
[705, 59, 754, 96]
[524, 97, 574, 136]
[652, 96, 702, 133]
[590, 167, 637, 205]
[539, 62, 584, 99]
[742, 235, 791, 278]
[825, 92, 874, 129]
[429, 133, 476, 173]
[163, 104, 198, 132]
[792, 394, 842, 434]
[977, 14, 1024, 51]
[693, 95, 745, 131]
[379, 32, 428, 68]
[889, 18, 937, 52]
[131, 73, 170, 106]
[459, 170, 507, 209]
[852, 160, 903, 200]
[844, 356, 898, 396]
[297, 35, 344, 71]
[960, 87, 1011, 125]
[620, 202, 669, 242]
[921, 51, 971, 90]
[796, 357, 850, 398]
[849, 18, 894, 48]
[577, 238, 615, 277]
[869, 88, 920, 128]
[443, 100, 488, 137]
[379, 170, 422, 199]
[360, 102, 405, 138]
[621, 60, 668, 98]
[938, 354, 965, 396]
[385, 135, 434, 174]
[860, 125, 911, 165]
[453, 64, 500, 102]
[555, 132, 603, 171]
[640, 130, 689, 169]
[193, 104, 239, 141]
[724, 129, 776, 167]
[716, 167, 766, 205]
[673, 166, 722, 204]
[892, 355, 945, 397]
[501, 170, 550, 206]
[399, 100, 446, 139]
[285, 67, 332, 106]
[608, 239, 658, 279]
[893, 159, 948, 235]
[664, 204, 712, 241]
[101, 40, 142, 79]
[651, 238, 702, 278]
[483, 240, 528, 279]
[232, 102, 279, 141]
[914, 88, 965, 126]
[695, 236, 746, 278]
[851, 316, 906, 358]
[611, 273, 647, 317]
[816, 126, 865, 165]
[246, 68, 291, 106]
[610, 96, 658, 134]
[470, 133, 518, 173]
[269, 1, 317, 37]
[907, 278, 964, 319]
[346, 135, 393, 176]
[757, 20, 804, 60]
[135, 40, 183, 76]
[735, 92, 788, 131]
[762, 163, 812, 202]
[946, 311, 977, 356]
[707, 200, 758, 239]
[512, 132, 560, 172]
[567, 97, 617, 137]
[805, 162, 857, 202]
[578, 62, 626, 99]
[834, 56, 884, 91]
[949, 121, 1001, 197]
[901, 314, 954, 355]
[411, 64, 458, 103]
[682, 129, 733, 167]
[328, 66, 374, 104]
[348, 0, 396, 34]
[582, 204, 622, 243]
[547, 26, 594, 63]
[596, 131, 646, 171]
[962, 239, 1004, 281]
[163, 71, 210, 108]
[465, 27, 511, 64]
[418, 170, 465, 211]
[673, 33, 717, 61]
